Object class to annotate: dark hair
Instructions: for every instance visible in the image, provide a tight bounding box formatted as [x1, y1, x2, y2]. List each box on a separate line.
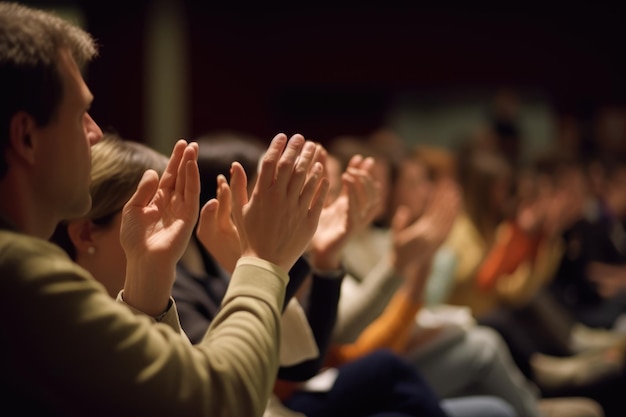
[531, 150, 586, 187]
[456, 147, 512, 233]
[195, 131, 266, 206]
[0, 2, 97, 178]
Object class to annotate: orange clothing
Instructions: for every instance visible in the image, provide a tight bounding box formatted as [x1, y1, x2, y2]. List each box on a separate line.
[273, 290, 422, 402]
[325, 290, 422, 367]
[476, 221, 543, 291]
[446, 212, 564, 318]
[273, 379, 299, 404]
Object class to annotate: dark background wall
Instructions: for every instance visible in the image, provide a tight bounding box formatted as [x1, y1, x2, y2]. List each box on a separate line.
[23, 1, 626, 146]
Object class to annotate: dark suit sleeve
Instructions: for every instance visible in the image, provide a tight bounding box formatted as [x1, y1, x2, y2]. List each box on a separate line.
[283, 256, 312, 311]
[278, 270, 343, 381]
[172, 267, 225, 344]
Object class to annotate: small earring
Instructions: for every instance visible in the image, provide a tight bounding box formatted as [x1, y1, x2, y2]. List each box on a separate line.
[87, 246, 96, 255]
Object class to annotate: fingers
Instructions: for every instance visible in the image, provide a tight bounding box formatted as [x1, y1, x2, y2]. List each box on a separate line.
[159, 139, 188, 191]
[346, 178, 369, 231]
[175, 141, 199, 192]
[230, 162, 249, 220]
[200, 198, 219, 218]
[286, 139, 317, 196]
[256, 133, 290, 191]
[125, 169, 160, 209]
[299, 161, 327, 211]
[308, 174, 330, 222]
[347, 153, 364, 169]
[198, 199, 219, 233]
[314, 144, 328, 175]
[255, 133, 323, 206]
[184, 158, 200, 207]
[343, 161, 379, 227]
[196, 198, 219, 248]
[216, 174, 232, 224]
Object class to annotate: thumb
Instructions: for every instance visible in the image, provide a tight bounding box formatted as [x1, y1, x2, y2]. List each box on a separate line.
[125, 169, 159, 209]
[197, 198, 218, 230]
[216, 174, 233, 222]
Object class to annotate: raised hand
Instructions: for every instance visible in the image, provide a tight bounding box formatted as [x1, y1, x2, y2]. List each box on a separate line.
[196, 174, 241, 274]
[121, 139, 200, 316]
[230, 133, 329, 272]
[391, 178, 460, 287]
[309, 153, 381, 271]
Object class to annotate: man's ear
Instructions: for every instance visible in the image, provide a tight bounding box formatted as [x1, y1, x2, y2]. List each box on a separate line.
[8, 111, 37, 165]
[66, 220, 96, 257]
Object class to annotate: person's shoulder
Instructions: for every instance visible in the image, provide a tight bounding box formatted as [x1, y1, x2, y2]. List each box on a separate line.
[0, 228, 69, 257]
[0, 229, 85, 287]
[445, 212, 476, 242]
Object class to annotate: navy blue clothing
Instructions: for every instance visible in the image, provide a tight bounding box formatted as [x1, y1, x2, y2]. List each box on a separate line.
[550, 211, 626, 328]
[285, 349, 449, 417]
[173, 240, 342, 381]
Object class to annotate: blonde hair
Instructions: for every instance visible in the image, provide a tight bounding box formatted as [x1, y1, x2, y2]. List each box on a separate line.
[87, 133, 168, 221]
[51, 133, 168, 259]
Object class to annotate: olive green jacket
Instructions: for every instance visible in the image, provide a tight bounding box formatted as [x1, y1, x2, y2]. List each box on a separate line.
[0, 218, 287, 417]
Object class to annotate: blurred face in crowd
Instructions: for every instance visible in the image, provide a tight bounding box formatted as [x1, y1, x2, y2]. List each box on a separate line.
[392, 158, 432, 222]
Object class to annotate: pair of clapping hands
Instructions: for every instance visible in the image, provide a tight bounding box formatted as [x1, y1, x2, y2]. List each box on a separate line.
[118, 133, 380, 317]
[391, 179, 461, 300]
[196, 135, 381, 276]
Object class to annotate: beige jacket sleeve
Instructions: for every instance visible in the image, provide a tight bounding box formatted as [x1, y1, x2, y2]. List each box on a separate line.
[0, 232, 287, 417]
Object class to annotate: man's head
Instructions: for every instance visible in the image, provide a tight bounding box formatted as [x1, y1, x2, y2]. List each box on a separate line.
[0, 2, 98, 178]
[0, 2, 102, 236]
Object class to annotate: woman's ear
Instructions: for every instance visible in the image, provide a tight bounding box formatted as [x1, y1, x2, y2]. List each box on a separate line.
[8, 111, 37, 165]
[66, 220, 96, 258]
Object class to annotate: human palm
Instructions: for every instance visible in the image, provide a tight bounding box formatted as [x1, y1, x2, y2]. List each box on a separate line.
[121, 140, 200, 274]
[230, 134, 328, 272]
[393, 178, 460, 273]
[310, 155, 380, 270]
[196, 174, 242, 274]
[119, 140, 200, 315]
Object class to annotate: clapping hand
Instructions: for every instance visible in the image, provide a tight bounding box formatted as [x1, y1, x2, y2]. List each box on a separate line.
[391, 178, 460, 299]
[196, 174, 241, 274]
[229, 133, 329, 273]
[121, 139, 200, 316]
[309, 153, 381, 271]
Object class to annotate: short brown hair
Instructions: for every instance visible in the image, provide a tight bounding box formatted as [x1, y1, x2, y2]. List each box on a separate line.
[0, 2, 97, 178]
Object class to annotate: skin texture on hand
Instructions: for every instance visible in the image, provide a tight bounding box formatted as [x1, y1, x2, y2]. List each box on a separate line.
[121, 140, 200, 316]
[309, 154, 381, 271]
[391, 178, 461, 301]
[229, 133, 329, 273]
[196, 174, 241, 274]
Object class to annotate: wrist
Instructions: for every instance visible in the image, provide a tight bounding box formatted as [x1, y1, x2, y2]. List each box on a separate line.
[123, 260, 174, 317]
